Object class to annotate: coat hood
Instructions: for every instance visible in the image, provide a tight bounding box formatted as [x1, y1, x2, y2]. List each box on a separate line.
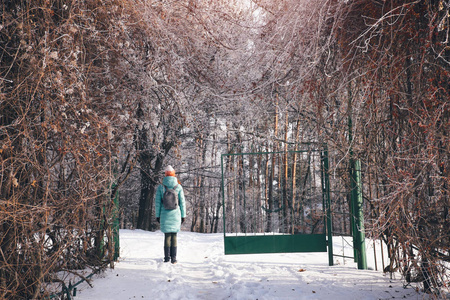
[162, 176, 178, 188]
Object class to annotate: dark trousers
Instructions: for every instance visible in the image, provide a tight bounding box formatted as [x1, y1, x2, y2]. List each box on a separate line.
[164, 233, 177, 248]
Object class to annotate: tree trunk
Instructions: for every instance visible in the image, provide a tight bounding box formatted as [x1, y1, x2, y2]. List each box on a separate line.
[291, 119, 301, 233]
[137, 167, 154, 231]
[266, 93, 279, 232]
[282, 112, 289, 233]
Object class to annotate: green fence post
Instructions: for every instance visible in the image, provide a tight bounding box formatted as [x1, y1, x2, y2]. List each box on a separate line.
[112, 183, 120, 261]
[352, 159, 367, 269]
[347, 82, 356, 263]
[350, 163, 358, 263]
[221, 154, 226, 240]
[322, 146, 333, 266]
[242, 154, 247, 234]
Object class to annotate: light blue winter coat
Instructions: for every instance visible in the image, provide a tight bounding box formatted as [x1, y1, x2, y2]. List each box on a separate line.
[155, 176, 186, 233]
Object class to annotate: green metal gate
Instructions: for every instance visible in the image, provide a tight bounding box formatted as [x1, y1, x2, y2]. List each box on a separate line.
[221, 149, 333, 266]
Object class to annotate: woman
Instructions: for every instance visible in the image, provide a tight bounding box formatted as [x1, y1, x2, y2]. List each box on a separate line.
[155, 165, 186, 264]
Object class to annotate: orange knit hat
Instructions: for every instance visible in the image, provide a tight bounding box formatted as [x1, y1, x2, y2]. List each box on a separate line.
[164, 165, 175, 177]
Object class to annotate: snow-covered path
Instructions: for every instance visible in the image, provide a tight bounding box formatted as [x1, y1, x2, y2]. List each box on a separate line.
[75, 230, 427, 300]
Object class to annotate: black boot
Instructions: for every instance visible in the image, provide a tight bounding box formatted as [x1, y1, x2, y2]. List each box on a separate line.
[164, 247, 170, 263]
[170, 246, 177, 264]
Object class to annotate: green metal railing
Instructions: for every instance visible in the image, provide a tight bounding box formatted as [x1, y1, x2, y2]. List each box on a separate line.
[221, 149, 333, 265]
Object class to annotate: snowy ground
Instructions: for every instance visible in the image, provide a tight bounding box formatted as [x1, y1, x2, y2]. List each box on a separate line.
[74, 229, 433, 300]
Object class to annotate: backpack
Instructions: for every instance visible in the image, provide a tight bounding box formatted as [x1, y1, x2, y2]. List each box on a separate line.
[162, 184, 179, 210]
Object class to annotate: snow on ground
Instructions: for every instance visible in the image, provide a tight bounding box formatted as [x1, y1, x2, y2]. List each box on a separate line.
[75, 229, 431, 300]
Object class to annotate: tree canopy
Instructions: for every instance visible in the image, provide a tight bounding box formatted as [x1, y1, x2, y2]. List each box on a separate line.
[1, 0, 448, 297]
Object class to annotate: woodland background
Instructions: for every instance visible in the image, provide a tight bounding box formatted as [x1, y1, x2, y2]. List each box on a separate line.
[1, 0, 449, 298]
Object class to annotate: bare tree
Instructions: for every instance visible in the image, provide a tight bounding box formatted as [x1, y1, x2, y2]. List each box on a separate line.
[0, 0, 150, 297]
